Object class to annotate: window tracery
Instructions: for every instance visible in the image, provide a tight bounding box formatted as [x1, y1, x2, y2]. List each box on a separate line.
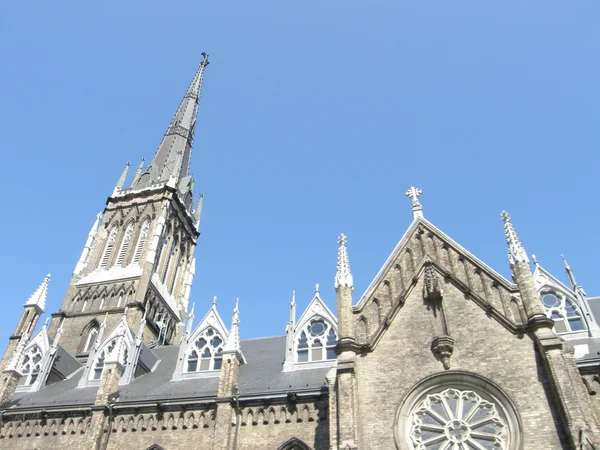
[410, 388, 507, 449]
[296, 317, 337, 363]
[541, 290, 585, 333]
[185, 327, 223, 372]
[20, 345, 43, 386]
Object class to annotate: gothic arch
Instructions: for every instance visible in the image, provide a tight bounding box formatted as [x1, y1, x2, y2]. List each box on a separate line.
[79, 319, 100, 354]
[144, 445, 166, 450]
[278, 437, 313, 450]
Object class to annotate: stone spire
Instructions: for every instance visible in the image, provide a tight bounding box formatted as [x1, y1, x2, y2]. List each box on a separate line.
[290, 290, 296, 324]
[185, 302, 195, 336]
[24, 274, 51, 312]
[131, 158, 145, 186]
[335, 234, 354, 290]
[113, 161, 131, 195]
[194, 192, 204, 227]
[74, 213, 103, 275]
[223, 298, 240, 353]
[4, 332, 28, 374]
[133, 53, 210, 190]
[562, 255, 578, 291]
[406, 186, 423, 219]
[501, 211, 529, 265]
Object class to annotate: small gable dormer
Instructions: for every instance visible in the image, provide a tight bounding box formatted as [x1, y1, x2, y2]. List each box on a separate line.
[283, 285, 338, 372]
[77, 311, 157, 388]
[173, 297, 229, 380]
[533, 258, 600, 339]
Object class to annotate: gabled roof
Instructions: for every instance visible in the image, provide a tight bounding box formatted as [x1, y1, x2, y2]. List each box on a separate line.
[357, 216, 517, 309]
[296, 288, 338, 332]
[188, 300, 229, 342]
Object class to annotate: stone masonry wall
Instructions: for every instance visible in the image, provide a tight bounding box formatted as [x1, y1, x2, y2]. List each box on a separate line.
[354, 273, 566, 449]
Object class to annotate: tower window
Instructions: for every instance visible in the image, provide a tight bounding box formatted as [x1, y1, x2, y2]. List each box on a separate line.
[296, 317, 337, 363]
[132, 219, 150, 264]
[185, 327, 224, 372]
[84, 328, 99, 353]
[116, 223, 134, 266]
[100, 227, 118, 269]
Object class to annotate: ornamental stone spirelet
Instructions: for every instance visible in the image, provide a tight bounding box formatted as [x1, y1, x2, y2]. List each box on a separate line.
[500, 211, 529, 265]
[335, 233, 354, 290]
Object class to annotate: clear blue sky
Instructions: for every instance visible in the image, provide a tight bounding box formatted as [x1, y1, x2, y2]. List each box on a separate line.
[1, 1, 598, 340]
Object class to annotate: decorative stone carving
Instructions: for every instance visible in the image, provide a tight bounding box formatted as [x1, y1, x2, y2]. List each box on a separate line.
[431, 336, 454, 370]
[423, 264, 443, 302]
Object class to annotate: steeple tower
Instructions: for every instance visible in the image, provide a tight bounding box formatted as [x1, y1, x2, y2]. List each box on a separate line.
[133, 53, 210, 201]
[48, 56, 211, 355]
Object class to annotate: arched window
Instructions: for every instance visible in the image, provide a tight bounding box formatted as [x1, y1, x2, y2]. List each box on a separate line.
[89, 338, 125, 381]
[20, 345, 43, 386]
[296, 317, 337, 363]
[100, 227, 119, 269]
[278, 437, 313, 450]
[185, 327, 223, 372]
[541, 290, 586, 333]
[168, 247, 185, 294]
[161, 237, 178, 284]
[116, 222, 134, 266]
[132, 219, 150, 264]
[84, 328, 99, 353]
[396, 372, 523, 450]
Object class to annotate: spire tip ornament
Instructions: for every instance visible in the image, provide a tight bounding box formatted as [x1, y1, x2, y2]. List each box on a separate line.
[500, 210, 529, 265]
[335, 233, 354, 290]
[406, 186, 423, 219]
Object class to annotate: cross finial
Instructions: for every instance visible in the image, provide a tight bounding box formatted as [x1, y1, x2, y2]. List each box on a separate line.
[201, 52, 210, 67]
[406, 186, 423, 218]
[406, 186, 422, 204]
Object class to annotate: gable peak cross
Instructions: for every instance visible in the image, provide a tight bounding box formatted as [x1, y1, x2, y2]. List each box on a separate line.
[405, 186, 423, 219]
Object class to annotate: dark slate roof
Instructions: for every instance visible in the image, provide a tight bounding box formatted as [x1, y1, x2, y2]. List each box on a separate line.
[53, 345, 82, 379]
[10, 335, 330, 410]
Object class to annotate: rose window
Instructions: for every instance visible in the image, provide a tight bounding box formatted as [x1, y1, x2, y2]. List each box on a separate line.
[410, 388, 507, 449]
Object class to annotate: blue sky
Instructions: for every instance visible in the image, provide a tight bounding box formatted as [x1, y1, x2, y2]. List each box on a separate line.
[0, 1, 598, 340]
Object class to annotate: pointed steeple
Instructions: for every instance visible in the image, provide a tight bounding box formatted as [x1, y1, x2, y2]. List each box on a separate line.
[562, 255, 578, 291]
[500, 211, 529, 265]
[133, 53, 210, 190]
[223, 298, 240, 353]
[113, 161, 131, 195]
[185, 302, 195, 336]
[74, 213, 103, 275]
[335, 234, 354, 290]
[290, 290, 296, 324]
[194, 192, 204, 226]
[131, 158, 145, 187]
[25, 274, 51, 312]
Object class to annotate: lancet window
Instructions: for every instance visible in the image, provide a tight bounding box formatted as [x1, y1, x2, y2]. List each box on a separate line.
[296, 317, 337, 363]
[89, 338, 127, 381]
[20, 345, 43, 386]
[132, 219, 150, 264]
[100, 227, 119, 269]
[541, 290, 586, 333]
[116, 222, 134, 266]
[84, 327, 99, 353]
[186, 327, 224, 372]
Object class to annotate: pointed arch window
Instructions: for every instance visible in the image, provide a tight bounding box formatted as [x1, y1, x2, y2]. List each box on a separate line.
[132, 219, 150, 264]
[162, 237, 178, 284]
[116, 222, 135, 266]
[100, 227, 119, 269]
[541, 290, 586, 333]
[20, 345, 43, 386]
[84, 327, 99, 353]
[185, 327, 224, 372]
[296, 317, 337, 363]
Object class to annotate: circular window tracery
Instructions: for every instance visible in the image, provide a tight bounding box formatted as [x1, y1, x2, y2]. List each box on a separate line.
[396, 372, 522, 450]
[411, 388, 507, 449]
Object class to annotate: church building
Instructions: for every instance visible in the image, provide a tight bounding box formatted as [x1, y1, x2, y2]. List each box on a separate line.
[0, 54, 599, 450]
